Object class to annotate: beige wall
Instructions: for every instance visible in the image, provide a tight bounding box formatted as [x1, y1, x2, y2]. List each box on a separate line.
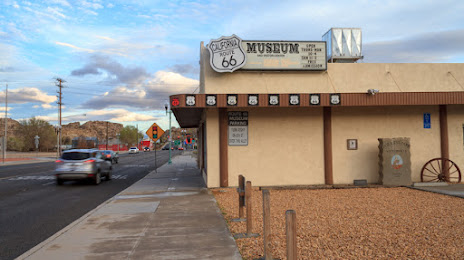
[200, 43, 464, 94]
[204, 105, 464, 187]
[448, 105, 464, 176]
[227, 107, 325, 187]
[332, 106, 442, 184]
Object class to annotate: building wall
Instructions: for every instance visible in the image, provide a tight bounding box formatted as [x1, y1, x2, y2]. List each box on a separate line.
[204, 105, 460, 187]
[199, 43, 464, 186]
[448, 105, 464, 174]
[331, 106, 442, 184]
[227, 107, 325, 187]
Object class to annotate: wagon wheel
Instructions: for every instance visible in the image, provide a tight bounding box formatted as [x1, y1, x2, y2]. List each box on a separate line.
[421, 158, 461, 183]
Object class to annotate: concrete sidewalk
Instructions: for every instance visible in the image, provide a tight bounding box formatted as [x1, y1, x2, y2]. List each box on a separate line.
[412, 183, 464, 199]
[17, 152, 242, 260]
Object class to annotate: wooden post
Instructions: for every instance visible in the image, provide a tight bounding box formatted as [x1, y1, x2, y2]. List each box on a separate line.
[439, 105, 450, 181]
[239, 175, 245, 218]
[219, 108, 228, 187]
[245, 181, 253, 235]
[323, 107, 333, 185]
[286, 210, 297, 260]
[262, 189, 272, 260]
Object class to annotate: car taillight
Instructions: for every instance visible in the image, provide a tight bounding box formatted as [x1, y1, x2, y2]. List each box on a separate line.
[84, 159, 96, 163]
[106, 155, 111, 158]
[55, 160, 63, 163]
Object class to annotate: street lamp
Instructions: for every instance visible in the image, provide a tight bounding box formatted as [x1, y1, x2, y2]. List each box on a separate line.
[165, 103, 172, 164]
[116, 133, 120, 153]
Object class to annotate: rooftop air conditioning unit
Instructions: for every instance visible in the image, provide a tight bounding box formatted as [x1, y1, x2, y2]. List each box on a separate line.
[322, 28, 363, 63]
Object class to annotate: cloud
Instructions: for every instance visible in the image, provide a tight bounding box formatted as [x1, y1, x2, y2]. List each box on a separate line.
[46, 0, 71, 7]
[167, 64, 199, 76]
[81, 70, 198, 110]
[33, 103, 55, 109]
[0, 107, 13, 112]
[37, 109, 157, 122]
[363, 29, 464, 62]
[71, 54, 150, 84]
[80, 1, 103, 10]
[0, 66, 16, 72]
[46, 6, 67, 19]
[0, 87, 56, 105]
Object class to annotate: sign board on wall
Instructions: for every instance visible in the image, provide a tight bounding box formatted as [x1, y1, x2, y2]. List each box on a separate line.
[423, 113, 431, 129]
[228, 111, 248, 146]
[207, 35, 247, 73]
[241, 41, 327, 71]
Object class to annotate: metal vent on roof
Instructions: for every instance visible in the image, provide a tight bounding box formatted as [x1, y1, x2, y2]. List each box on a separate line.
[322, 28, 363, 63]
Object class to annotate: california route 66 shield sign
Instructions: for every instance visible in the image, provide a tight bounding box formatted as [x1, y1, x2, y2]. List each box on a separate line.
[207, 35, 247, 73]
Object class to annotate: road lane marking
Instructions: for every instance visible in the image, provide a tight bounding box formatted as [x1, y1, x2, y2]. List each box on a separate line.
[2, 174, 128, 181]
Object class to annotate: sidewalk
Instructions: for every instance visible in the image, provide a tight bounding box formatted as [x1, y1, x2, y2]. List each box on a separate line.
[17, 151, 242, 260]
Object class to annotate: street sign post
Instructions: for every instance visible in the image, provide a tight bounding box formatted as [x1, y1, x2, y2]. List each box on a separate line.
[146, 123, 165, 143]
[146, 123, 165, 173]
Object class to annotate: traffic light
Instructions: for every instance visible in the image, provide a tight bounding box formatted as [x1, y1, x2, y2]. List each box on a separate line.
[152, 126, 158, 139]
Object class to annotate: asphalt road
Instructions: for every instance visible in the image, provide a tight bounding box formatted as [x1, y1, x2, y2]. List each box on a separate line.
[0, 150, 181, 260]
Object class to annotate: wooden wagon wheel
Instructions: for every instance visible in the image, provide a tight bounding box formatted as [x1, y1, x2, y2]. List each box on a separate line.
[421, 158, 462, 183]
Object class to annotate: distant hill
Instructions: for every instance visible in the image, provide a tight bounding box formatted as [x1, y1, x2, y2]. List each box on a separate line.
[62, 121, 123, 143]
[0, 118, 123, 143]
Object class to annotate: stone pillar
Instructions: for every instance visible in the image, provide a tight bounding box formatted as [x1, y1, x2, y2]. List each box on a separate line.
[378, 138, 412, 186]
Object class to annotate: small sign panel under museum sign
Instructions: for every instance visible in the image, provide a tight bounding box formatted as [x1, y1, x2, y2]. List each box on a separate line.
[241, 41, 327, 71]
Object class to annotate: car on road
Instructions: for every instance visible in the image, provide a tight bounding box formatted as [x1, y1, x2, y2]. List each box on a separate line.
[178, 147, 184, 150]
[129, 147, 139, 154]
[100, 150, 119, 164]
[162, 145, 170, 150]
[143, 147, 150, 152]
[55, 149, 112, 185]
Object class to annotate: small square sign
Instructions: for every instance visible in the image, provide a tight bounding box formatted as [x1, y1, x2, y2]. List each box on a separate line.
[347, 139, 358, 150]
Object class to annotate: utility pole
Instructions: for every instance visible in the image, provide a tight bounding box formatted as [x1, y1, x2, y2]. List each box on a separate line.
[165, 104, 172, 164]
[56, 78, 66, 157]
[106, 121, 109, 150]
[3, 84, 7, 164]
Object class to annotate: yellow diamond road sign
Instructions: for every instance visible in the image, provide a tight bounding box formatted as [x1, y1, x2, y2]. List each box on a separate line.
[146, 123, 165, 143]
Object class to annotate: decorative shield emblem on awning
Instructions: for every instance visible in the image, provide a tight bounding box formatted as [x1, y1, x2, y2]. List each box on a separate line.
[207, 35, 247, 73]
[330, 94, 341, 105]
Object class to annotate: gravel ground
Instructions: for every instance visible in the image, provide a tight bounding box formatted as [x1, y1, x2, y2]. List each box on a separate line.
[212, 187, 464, 260]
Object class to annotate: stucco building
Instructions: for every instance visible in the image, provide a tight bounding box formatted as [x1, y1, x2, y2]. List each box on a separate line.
[170, 33, 464, 188]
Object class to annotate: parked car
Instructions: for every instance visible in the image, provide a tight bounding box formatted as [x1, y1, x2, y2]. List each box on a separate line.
[162, 145, 170, 150]
[178, 147, 184, 150]
[100, 150, 119, 164]
[143, 147, 150, 152]
[129, 147, 139, 154]
[55, 149, 112, 185]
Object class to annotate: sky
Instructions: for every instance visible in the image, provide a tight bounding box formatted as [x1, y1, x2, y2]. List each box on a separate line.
[0, 0, 463, 132]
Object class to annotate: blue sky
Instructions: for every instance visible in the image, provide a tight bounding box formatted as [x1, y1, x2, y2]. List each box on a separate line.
[0, 0, 463, 131]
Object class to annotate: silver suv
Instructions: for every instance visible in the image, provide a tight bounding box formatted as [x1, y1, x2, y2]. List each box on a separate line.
[55, 149, 112, 185]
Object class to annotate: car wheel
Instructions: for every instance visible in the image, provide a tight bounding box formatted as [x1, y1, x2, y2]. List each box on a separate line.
[94, 171, 101, 185]
[106, 167, 112, 181]
[56, 178, 64, 185]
